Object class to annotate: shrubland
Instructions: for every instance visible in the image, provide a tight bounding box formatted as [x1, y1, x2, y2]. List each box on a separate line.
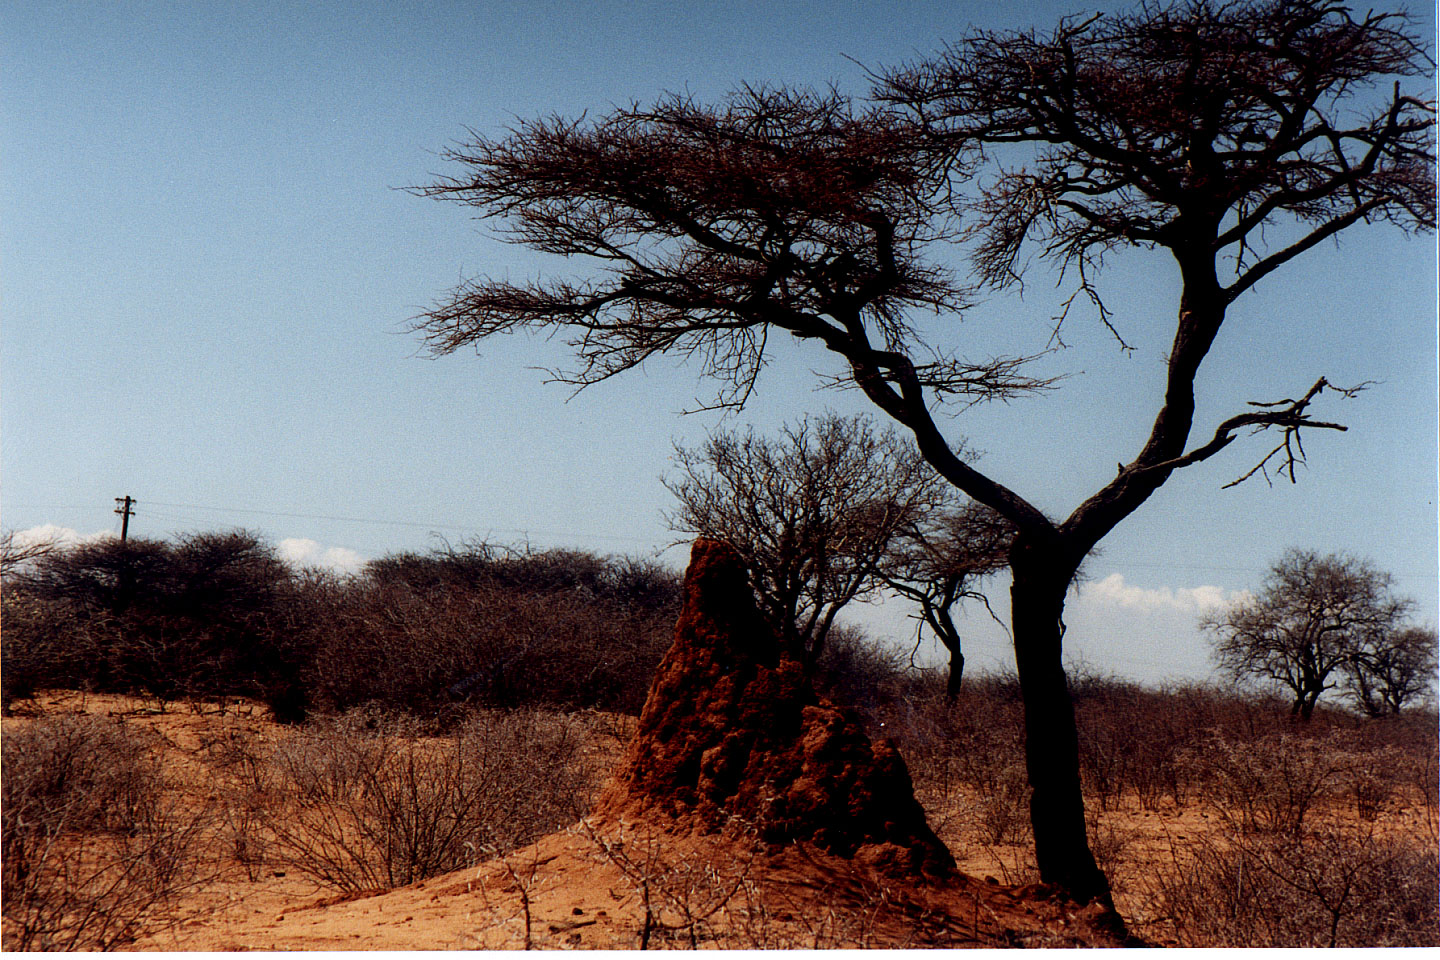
[1, 530, 1434, 948]
[2, 532, 679, 721]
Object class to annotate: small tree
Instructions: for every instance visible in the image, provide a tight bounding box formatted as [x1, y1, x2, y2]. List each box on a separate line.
[664, 414, 949, 669]
[876, 502, 1013, 701]
[1204, 549, 1410, 719]
[1345, 624, 1437, 716]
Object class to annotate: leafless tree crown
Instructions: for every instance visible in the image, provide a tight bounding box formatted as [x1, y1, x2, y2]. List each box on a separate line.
[412, 87, 1062, 419]
[1203, 548, 1430, 718]
[877, 0, 1435, 300]
[664, 413, 953, 664]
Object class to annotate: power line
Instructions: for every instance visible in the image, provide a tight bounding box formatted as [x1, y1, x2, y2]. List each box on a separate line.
[137, 499, 663, 547]
[8, 498, 1437, 580]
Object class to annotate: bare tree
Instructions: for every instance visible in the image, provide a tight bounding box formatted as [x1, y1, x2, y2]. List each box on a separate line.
[1204, 549, 1411, 719]
[871, 0, 1435, 901]
[664, 414, 949, 669]
[1345, 624, 1437, 717]
[413, 0, 1434, 907]
[877, 503, 1013, 701]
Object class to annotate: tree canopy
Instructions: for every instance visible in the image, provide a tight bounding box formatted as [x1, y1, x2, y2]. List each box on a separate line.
[1206, 549, 1435, 718]
[664, 413, 955, 667]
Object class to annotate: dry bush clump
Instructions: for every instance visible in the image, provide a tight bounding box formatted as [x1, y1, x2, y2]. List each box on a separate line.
[1, 714, 212, 950]
[1144, 826, 1437, 947]
[874, 676, 1031, 849]
[304, 546, 680, 719]
[1182, 733, 1348, 835]
[1, 533, 680, 724]
[233, 708, 589, 893]
[0, 533, 313, 721]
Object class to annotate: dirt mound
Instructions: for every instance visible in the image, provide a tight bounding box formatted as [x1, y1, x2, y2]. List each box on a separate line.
[594, 538, 956, 883]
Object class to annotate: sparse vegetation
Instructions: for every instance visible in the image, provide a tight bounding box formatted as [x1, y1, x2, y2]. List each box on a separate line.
[2, 529, 1434, 948]
[1, 714, 212, 951]
[873, 671, 1438, 947]
[231, 708, 589, 893]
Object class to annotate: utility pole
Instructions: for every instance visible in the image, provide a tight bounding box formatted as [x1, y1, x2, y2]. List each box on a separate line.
[114, 495, 135, 542]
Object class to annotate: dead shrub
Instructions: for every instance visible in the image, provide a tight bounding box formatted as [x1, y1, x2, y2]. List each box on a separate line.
[249, 708, 588, 893]
[1143, 825, 1438, 947]
[580, 821, 759, 949]
[1072, 673, 1193, 811]
[887, 682, 1030, 847]
[1, 714, 210, 950]
[1183, 733, 1346, 835]
[1340, 746, 1406, 821]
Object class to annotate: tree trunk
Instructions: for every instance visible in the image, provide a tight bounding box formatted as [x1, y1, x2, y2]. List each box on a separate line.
[924, 602, 965, 703]
[946, 648, 963, 702]
[1009, 548, 1112, 907]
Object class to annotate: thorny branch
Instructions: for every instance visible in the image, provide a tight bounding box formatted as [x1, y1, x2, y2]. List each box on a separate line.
[1132, 377, 1370, 487]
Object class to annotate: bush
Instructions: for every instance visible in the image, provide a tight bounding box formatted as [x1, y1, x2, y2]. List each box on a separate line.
[245, 707, 589, 893]
[2, 533, 680, 722]
[1, 714, 210, 950]
[873, 673, 1031, 847]
[306, 544, 680, 718]
[1, 592, 94, 714]
[1183, 734, 1349, 836]
[1145, 826, 1438, 947]
[811, 625, 911, 717]
[1, 532, 312, 718]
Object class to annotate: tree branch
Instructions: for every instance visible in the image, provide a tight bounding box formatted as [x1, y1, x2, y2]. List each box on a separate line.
[1130, 377, 1370, 486]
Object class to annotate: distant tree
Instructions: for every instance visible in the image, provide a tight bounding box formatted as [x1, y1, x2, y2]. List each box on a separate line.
[1204, 549, 1411, 719]
[414, 0, 1434, 905]
[1344, 624, 1437, 716]
[877, 503, 1013, 701]
[664, 414, 949, 669]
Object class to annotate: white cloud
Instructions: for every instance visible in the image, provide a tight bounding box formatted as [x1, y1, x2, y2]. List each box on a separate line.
[9, 524, 115, 550]
[1079, 572, 1248, 614]
[277, 538, 367, 575]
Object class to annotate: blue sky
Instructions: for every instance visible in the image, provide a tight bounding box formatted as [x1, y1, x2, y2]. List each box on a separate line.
[4, 0, 1436, 685]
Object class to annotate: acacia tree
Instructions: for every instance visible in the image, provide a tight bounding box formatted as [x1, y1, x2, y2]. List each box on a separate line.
[664, 414, 951, 668]
[872, 0, 1434, 900]
[877, 502, 1013, 700]
[413, 1, 1433, 906]
[1204, 549, 1410, 718]
[1345, 624, 1437, 716]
